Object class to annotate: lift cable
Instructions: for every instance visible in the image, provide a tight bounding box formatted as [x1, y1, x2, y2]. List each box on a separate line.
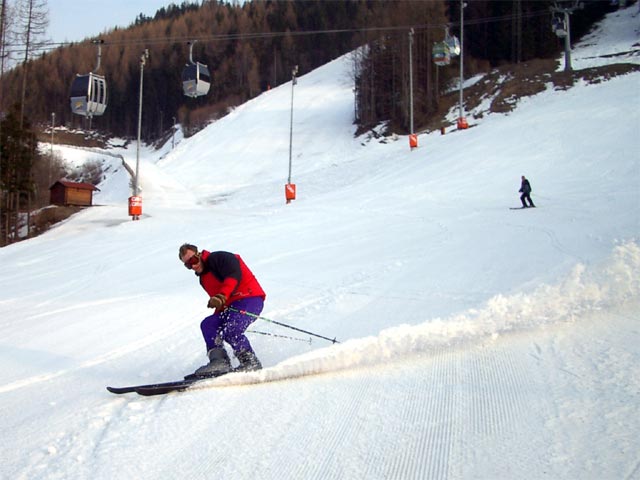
[3, 8, 551, 58]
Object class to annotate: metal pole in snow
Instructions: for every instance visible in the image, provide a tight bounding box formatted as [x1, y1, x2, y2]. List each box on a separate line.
[459, 0, 466, 122]
[172, 116, 176, 149]
[564, 10, 572, 72]
[49, 112, 55, 186]
[134, 50, 148, 197]
[287, 65, 298, 185]
[409, 29, 414, 136]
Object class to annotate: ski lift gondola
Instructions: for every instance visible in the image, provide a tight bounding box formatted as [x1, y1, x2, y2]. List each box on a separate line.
[433, 27, 461, 66]
[432, 42, 451, 66]
[182, 41, 211, 98]
[444, 27, 461, 57]
[70, 40, 107, 117]
[552, 15, 568, 38]
[70, 72, 107, 117]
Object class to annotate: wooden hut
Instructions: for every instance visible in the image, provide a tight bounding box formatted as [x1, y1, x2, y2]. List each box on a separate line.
[49, 180, 100, 206]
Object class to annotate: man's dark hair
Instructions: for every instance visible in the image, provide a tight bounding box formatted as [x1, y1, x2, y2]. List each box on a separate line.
[178, 243, 198, 259]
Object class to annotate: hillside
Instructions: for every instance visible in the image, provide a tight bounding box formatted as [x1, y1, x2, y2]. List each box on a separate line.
[4, 1, 619, 141]
[0, 6, 638, 480]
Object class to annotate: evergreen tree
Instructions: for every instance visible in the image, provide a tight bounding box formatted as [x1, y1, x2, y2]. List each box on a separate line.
[0, 104, 38, 244]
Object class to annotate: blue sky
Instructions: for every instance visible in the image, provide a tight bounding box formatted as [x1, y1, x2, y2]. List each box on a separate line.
[48, 0, 175, 43]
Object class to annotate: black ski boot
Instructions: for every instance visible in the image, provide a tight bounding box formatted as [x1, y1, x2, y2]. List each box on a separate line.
[193, 348, 232, 378]
[236, 350, 262, 372]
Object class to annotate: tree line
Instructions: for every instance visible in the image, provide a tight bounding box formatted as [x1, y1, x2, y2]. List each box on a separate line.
[0, 0, 615, 245]
[2, 1, 614, 140]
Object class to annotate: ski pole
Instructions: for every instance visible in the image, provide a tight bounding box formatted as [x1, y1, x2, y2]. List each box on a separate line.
[229, 307, 340, 344]
[247, 329, 312, 344]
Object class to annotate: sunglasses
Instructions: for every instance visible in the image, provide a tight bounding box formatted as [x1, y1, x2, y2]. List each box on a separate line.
[183, 254, 200, 270]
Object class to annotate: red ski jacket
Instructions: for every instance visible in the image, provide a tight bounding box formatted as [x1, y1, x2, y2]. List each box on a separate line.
[198, 250, 266, 306]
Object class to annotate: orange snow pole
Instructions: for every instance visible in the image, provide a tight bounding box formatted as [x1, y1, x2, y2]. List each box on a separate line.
[285, 183, 296, 204]
[128, 195, 142, 220]
[409, 133, 418, 149]
[457, 117, 469, 130]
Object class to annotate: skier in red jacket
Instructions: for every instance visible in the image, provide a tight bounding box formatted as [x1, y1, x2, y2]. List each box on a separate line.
[179, 243, 266, 377]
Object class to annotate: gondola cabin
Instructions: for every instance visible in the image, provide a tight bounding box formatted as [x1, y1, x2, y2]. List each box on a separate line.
[182, 62, 211, 98]
[49, 180, 99, 207]
[70, 72, 107, 117]
[445, 35, 461, 57]
[552, 16, 568, 38]
[432, 42, 451, 67]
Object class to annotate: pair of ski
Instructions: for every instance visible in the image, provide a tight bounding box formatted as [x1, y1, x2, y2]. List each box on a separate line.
[107, 372, 227, 396]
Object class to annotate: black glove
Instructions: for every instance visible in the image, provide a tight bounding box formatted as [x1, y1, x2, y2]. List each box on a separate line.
[207, 293, 227, 310]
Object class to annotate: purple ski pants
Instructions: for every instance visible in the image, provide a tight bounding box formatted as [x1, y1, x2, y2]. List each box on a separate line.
[200, 296, 263, 354]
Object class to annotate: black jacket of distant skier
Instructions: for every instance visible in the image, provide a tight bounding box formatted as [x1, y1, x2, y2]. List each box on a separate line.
[519, 178, 532, 194]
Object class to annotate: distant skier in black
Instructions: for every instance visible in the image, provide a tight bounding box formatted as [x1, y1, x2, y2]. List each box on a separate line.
[519, 175, 535, 208]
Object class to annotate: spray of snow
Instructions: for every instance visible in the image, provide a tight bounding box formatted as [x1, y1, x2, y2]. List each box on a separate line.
[208, 240, 640, 387]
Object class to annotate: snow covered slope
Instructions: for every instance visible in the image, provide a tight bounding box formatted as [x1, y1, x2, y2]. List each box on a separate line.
[0, 6, 638, 479]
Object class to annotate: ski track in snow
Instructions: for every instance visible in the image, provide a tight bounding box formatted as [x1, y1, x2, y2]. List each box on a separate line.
[0, 312, 194, 394]
[13, 307, 638, 480]
[65, 304, 634, 480]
